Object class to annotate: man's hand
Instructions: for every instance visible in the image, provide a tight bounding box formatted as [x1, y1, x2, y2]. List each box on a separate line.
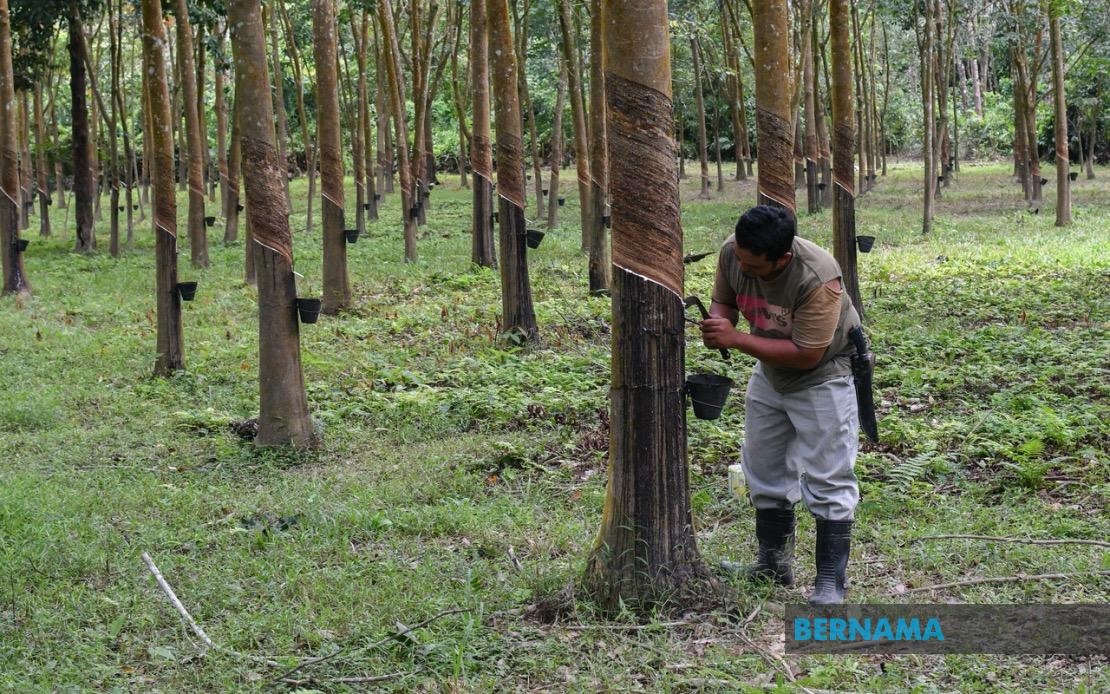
[700, 316, 742, 350]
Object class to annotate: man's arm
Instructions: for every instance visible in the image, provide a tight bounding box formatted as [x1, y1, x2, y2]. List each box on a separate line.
[701, 287, 833, 370]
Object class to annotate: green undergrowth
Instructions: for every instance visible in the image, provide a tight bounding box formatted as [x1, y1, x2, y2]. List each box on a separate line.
[0, 162, 1107, 691]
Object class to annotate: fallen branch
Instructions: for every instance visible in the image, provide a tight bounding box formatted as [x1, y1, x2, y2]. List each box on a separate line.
[909, 534, 1110, 549]
[900, 570, 1110, 594]
[735, 631, 815, 694]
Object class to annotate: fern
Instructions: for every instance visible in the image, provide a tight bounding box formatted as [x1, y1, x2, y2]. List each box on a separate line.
[888, 453, 933, 495]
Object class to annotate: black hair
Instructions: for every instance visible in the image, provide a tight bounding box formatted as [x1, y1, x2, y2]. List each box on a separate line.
[734, 205, 796, 261]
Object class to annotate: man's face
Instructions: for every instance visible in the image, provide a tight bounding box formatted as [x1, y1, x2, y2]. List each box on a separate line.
[735, 246, 792, 281]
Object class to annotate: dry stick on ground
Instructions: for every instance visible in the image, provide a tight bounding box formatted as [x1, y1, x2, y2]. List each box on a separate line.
[735, 631, 815, 694]
[901, 570, 1110, 595]
[909, 535, 1110, 549]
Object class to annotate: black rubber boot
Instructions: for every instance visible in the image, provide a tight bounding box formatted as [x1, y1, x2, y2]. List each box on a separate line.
[722, 507, 795, 586]
[809, 518, 852, 605]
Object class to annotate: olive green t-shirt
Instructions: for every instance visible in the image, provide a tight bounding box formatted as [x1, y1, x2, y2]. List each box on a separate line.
[712, 235, 861, 393]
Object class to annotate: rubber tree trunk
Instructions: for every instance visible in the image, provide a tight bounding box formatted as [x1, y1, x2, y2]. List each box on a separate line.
[1048, 7, 1069, 226]
[225, 75, 242, 246]
[0, 0, 28, 295]
[279, 0, 316, 233]
[141, 0, 184, 375]
[69, 6, 95, 252]
[214, 23, 229, 219]
[227, 0, 315, 449]
[488, 0, 538, 342]
[803, 13, 819, 214]
[469, 0, 495, 268]
[350, 12, 368, 237]
[557, 0, 591, 251]
[313, 0, 350, 313]
[753, 0, 795, 212]
[173, 0, 208, 267]
[722, 0, 746, 181]
[547, 57, 567, 229]
[830, 0, 862, 321]
[919, 0, 935, 234]
[356, 10, 377, 221]
[267, 2, 291, 213]
[583, 0, 713, 613]
[691, 34, 711, 200]
[33, 83, 50, 238]
[377, 0, 418, 262]
[587, 0, 610, 294]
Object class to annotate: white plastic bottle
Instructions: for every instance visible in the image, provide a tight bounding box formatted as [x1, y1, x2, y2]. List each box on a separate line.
[728, 463, 746, 502]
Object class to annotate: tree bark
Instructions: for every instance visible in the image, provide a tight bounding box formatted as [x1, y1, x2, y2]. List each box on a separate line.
[226, 71, 243, 246]
[584, 0, 713, 612]
[267, 2, 291, 212]
[489, 0, 538, 342]
[350, 11, 369, 236]
[33, 82, 50, 238]
[469, 0, 495, 268]
[313, 0, 350, 312]
[173, 0, 209, 268]
[920, 0, 936, 233]
[69, 5, 95, 252]
[547, 56, 567, 229]
[691, 33, 711, 200]
[141, 0, 185, 375]
[587, 0, 610, 294]
[377, 0, 418, 262]
[279, 0, 316, 233]
[557, 0, 591, 251]
[753, 0, 796, 212]
[803, 10, 819, 213]
[1048, 5, 1069, 226]
[830, 0, 862, 320]
[228, 0, 315, 449]
[0, 0, 28, 295]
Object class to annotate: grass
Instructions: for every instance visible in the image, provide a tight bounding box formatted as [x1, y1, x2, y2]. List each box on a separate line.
[0, 160, 1107, 691]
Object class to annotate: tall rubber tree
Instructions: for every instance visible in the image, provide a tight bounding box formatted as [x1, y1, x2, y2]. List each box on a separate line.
[583, 0, 713, 611]
[830, 0, 862, 320]
[488, 0, 538, 342]
[469, 0, 495, 268]
[0, 0, 28, 296]
[557, 0, 591, 251]
[587, 0, 610, 294]
[70, 3, 95, 252]
[314, 0, 350, 312]
[377, 0, 418, 262]
[752, 0, 795, 212]
[141, 0, 185, 375]
[1048, 0, 1069, 226]
[174, 0, 208, 267]
[227, 0, 314, 448]
[690, 30, 711, 199]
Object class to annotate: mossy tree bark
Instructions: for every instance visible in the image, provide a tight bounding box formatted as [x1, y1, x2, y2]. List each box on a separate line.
[141, 0, 184, 375]
[313, 0, 350, 312]
[583, 0, 714, 613]
[228, 0, 315, 449]
[469, 0, 495, 268]
[0, 0, 28, 296]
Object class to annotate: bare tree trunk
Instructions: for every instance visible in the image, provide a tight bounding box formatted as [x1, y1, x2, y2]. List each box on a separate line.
[803, 11, 819, 214]
[228, 0, 315, 449]
[33, 83, 50, 238]
[691, 33, 711, 200]
[557, 0, 591, 251]
[722, 0, 747, 181]
[226, 75, 242, 247]
[547, 56, 566, 229]
[313, 0, 350, 312]
[830, 0, 862, 319]
[448, 0, 470, 190]
[584, 0, 713, 612]
[141, 0, 184, 375]
[357, 10, 378, 221]
[214, 21, 229, 218]
[195, 20, 212, 202]
[489, 0, 538, 341]
[19, 92, 31, 231]
[1048, 6, 1069, 226]
[815, 19, 832, 206]
[0, 0, 28, 295]
[174, 0, 209, 267]
[279, 0, 316, 233]
[753, 0, 796, 211]
[377, 0, 418, 261]
[1085, 112, 1097, 179]
[470, 0, 495, 268]
[918, 0, 936, 234]
[350, 11, 369, 237]
[70, 5, 95, 252]
[266, 2, 291, 212]
[587, 0, 609, 294]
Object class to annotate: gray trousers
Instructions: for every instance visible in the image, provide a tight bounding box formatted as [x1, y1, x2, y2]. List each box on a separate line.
[741, 364, 860, 521]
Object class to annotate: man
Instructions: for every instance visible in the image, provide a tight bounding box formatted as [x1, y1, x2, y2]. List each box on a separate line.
[701, 205, 861, 605]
